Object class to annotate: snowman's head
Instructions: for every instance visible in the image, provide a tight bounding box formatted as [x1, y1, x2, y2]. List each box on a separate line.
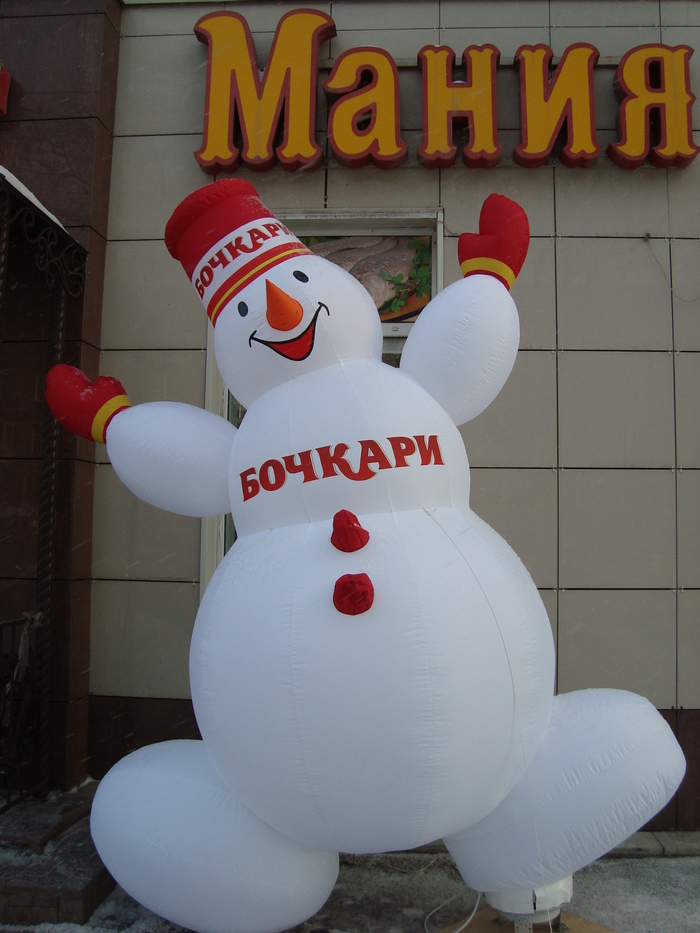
[165, 180, 382, 407]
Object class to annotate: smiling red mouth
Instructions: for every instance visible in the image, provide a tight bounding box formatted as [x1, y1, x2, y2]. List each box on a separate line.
[249, 303, 329, 361]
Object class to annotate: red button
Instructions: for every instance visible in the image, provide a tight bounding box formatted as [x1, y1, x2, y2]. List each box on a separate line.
[333, 573, 374, 615]
[331, 509, 370, 552]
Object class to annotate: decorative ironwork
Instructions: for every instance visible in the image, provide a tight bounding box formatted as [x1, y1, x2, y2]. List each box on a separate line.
[0, 614, 43, 814]
[0, 174, 86, 297]
[0, 173, 87, 801]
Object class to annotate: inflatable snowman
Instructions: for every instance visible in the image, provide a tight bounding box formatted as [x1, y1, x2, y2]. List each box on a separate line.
[47, 181, 684, 933]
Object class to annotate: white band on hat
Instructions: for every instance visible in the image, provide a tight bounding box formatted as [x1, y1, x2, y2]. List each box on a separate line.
[192, 218, 311, 325]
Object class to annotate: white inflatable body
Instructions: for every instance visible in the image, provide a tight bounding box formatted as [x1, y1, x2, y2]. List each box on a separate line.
[92, 239, 685, 933]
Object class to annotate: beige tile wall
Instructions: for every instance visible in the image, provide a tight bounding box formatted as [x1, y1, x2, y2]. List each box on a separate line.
[94, 0, 699, 706]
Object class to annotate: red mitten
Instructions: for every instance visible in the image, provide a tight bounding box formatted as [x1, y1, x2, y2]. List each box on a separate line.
[457, 194, 530, 290]
[45, 364, 131, 444]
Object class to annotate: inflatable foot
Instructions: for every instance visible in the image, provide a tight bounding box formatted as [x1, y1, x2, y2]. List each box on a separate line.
[90, 740, 339, 933]
[444, 689, 685, 894]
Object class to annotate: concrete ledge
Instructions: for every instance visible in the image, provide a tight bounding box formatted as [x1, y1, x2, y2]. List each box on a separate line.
[0, 784, 97, 854]
[607, 832, 700, 859]
[651, 832, 700, 857]
[0, 817, 114, 925]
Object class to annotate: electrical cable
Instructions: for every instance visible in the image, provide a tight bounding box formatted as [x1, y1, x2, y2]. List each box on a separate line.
[424, 891, 481, 933]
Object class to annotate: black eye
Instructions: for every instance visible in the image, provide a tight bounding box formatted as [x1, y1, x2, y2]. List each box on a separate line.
[293, 270, 309, 283]
[237, 301, 248, 317]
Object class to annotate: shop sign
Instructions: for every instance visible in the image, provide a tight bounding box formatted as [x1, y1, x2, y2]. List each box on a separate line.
[194, 9, 698, 173]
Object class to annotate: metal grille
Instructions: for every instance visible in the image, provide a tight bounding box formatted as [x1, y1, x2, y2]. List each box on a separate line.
[0, 614, 42, 813]
[0, 174, 87, 805]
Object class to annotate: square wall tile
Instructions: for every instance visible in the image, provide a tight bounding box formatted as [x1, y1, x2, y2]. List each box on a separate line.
[398, 67, 424, 132]
[460, 350, 557, 467]
[327, 144, 439, 208]
[470, 468, 558, 588]
[330, 28, 438, 64]
[114, 35, 208, 136]
[443, 236, 557, 349]
[234, 164, 328, 213]
[121, 4, 224, 37]
[593, 66, 621, 131]
[557, 589, 676, 708]
[558, 351, 675, 468]
[438, 27, 550, 65]
[551, 27, 662, 64]
[677, 469, 700, 587]
[96, 349, 207, 463]
[556, 238, 673, 350]
[99, 349, 206, 407]
[675, 352, 700, 467]
[92, 464, 201, 582]
[123, 3, 333, 36]
[90, 580, 198, 698]
[559, 469, 676, 588]
[331, 1, 439, 29]
[668, 133, 700, 238]
[496, 67, 521, 132]
[109, 137, 328, 242]
[513, 237, 557, 348]
[441, 160, 555, 237]
[108, 135, 212, 240]
[101, 241, 207, 351]
[662, 2, 700, 26]
[678, 589, 700, 707]
[671, 240, 700, 351]
[441, 2, 549, 28]
[554, 162, 670, 237]
[550, 1, 660, 27]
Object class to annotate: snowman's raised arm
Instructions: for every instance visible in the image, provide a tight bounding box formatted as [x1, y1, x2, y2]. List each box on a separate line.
[45, 365, 235, 517]
[400, 195, 528, 427]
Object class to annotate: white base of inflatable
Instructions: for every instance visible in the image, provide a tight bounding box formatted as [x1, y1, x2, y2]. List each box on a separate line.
[90, 689, 683, 933]
[485, 875, 572, 922]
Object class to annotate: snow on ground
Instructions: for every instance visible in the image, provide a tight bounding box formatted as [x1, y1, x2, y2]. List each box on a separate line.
[0, 855, 698, 933]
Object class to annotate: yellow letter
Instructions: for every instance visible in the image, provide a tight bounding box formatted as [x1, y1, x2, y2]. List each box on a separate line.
[418, 45, 501, 168]
[515, 44, 600, 167]
[324, 48, 407, 168]
[607, 44, 699, 168]
[195, 10, 336, 172]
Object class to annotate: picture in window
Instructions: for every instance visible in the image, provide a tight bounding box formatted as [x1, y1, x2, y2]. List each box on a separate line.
[301, 235, 431, 323]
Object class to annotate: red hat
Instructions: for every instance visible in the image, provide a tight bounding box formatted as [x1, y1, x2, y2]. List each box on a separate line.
[165, 180, 311, 326]
[457, 194, 530, 290]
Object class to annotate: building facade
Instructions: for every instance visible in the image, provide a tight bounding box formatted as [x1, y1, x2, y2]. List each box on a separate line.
[1, 0, 698, 829]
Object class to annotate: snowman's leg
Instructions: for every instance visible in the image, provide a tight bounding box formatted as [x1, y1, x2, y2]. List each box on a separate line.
[90, 740, 339, 933]
[444, 690, 684, 913]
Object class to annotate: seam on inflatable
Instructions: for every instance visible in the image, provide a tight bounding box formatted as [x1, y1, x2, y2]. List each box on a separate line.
[288, 520, 343, 849]
[425, 507, 552, 904]
[392, 508, 437, 843]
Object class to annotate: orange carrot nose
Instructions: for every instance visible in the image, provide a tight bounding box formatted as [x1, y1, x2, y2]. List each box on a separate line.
[265, 280, 303, 331]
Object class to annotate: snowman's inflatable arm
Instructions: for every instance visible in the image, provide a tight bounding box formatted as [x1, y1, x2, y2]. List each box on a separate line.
[45, 365, 236, 517]
[400, 194, 529, 428]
